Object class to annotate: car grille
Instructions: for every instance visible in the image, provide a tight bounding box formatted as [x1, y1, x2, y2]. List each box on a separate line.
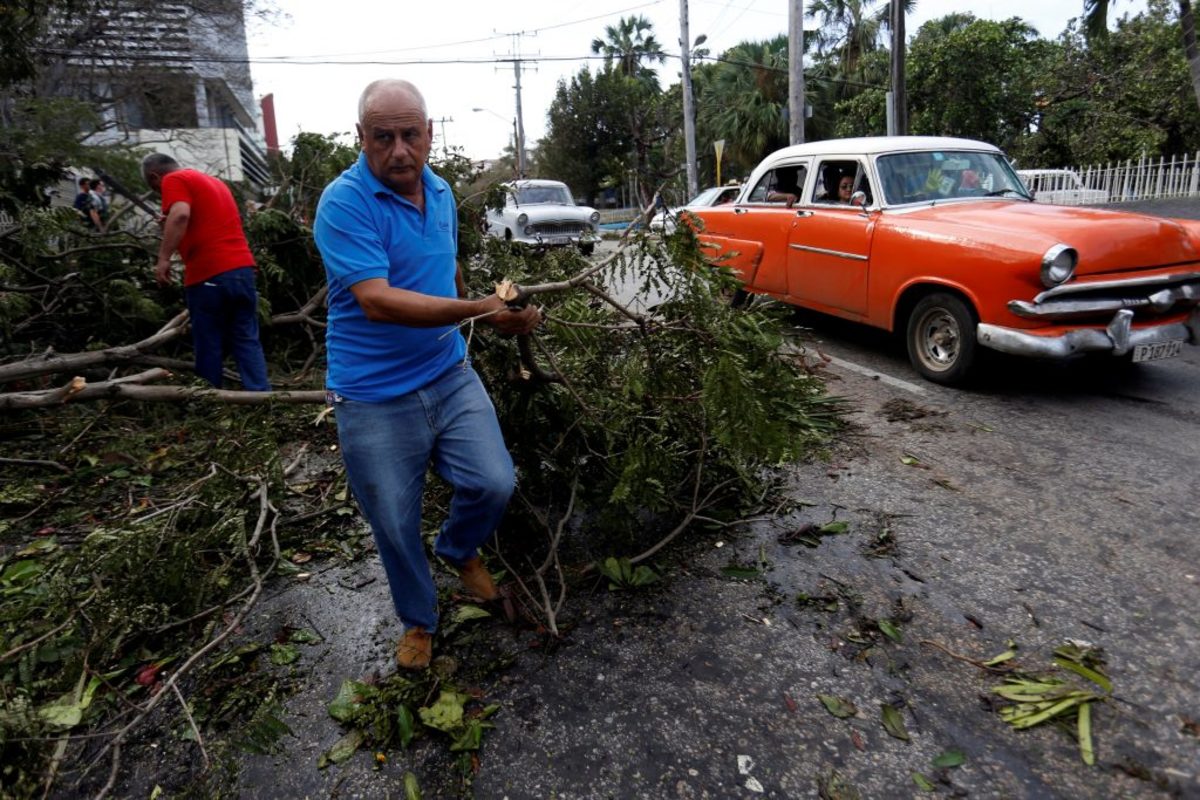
[530, 221, 591, 236]
[1009, 271, 1200, 321]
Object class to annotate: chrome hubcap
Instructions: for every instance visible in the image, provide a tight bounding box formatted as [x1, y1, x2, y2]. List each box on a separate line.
[919, 310, 959, 368]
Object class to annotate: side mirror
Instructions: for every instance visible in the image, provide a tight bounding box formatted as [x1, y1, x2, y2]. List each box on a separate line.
[850, 190, 868, 208]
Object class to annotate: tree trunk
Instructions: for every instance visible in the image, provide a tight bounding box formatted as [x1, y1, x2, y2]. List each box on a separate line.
[1180, 1, 1200, 115]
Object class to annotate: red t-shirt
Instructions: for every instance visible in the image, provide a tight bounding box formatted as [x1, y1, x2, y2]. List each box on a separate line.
[160, 169, 256, 286]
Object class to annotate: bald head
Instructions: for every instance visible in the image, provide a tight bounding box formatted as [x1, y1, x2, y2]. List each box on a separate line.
[355, 79, 434, 200]
[358, 79, 427, 126]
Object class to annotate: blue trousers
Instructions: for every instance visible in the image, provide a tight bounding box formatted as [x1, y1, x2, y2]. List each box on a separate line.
[333, 365, 515, 633]
[184, 267, 271, 391]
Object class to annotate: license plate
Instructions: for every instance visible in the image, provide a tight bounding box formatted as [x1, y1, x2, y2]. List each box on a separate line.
[1131, 340, 1183, 363]
[544, 236, 572, 246]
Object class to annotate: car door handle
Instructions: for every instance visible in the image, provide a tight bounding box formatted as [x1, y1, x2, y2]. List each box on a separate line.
[734, 207, 748, 214]
[794, 210, 813, 218]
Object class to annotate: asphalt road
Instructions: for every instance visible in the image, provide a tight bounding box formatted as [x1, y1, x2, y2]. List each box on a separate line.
[469, 198, 1200, 797]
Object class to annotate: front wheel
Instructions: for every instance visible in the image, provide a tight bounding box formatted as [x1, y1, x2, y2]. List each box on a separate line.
[905, 293, 978, 385]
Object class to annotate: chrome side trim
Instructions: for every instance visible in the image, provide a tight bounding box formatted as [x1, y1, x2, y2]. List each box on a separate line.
[1034, 271, 1200, 302]
[977, 308, 1200, 358]
[789, 243, 869, 261]
[1009, 280, 1200, 318]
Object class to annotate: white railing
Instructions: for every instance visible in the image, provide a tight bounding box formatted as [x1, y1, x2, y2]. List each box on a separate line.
[1034, 153, 1200, 205]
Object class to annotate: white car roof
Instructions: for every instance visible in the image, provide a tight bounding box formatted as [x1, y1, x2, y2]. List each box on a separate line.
[506, 179, 569, 188]
[764, 136, 1003, 160]
[1015, 169, 1076, 177]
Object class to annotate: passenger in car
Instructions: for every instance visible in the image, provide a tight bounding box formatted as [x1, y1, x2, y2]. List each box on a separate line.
[765, 166, 803, 206]
[837, 175, 854, 204]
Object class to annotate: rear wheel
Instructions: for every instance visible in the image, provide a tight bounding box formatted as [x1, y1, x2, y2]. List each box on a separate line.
[906, 293, 978, 385]
[729, 288, 752, 309]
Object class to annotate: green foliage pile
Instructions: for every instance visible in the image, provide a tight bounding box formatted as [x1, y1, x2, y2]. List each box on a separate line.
[462, 220, 841, 559]
[0, 403, 355, 796]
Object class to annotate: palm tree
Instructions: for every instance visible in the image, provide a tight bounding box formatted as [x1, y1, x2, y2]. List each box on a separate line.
[700, 37, 791, 168]
[590, 15, 666, 83]
[807, 0, 884, 84]
[1084, 0, 1200, 119]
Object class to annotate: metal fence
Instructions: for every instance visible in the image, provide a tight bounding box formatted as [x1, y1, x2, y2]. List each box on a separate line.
[1032, 153, 1200, 205]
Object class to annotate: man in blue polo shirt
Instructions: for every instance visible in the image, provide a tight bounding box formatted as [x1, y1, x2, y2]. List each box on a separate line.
[314, 79, 540, 670]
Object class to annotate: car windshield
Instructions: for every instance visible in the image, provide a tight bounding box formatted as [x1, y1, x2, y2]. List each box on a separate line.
[686, 187, 723, 206]
[515, 185, 573, 205]
[876, 150, 1029, 205]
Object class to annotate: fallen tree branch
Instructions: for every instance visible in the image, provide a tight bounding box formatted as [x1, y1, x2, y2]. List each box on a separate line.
[0, 456, 70, 473]
[270, 286, 328, 329]
[0, 370, 325, 409]
[0, 314, 189, 384]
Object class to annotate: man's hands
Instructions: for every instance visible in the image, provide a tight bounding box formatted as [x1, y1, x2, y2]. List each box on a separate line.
[478, 294, 541, 335]
[154, 259, 174, 287]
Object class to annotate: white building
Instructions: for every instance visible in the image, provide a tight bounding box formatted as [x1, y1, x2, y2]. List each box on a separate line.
[43, 0, 270, 187]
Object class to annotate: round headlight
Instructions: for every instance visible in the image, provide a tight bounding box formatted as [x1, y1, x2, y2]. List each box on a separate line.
[517, 213, 528, 226]
[589, 211, 601, 224]
[1040, 244, 1077, 288]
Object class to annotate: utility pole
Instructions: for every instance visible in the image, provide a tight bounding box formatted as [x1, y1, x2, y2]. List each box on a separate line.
[513, 59, 527, 178]
[679, 0, 699, 198]
[890, 0, 907, 135]
[499, 31, 535, 179]
[432, 116, 453, 156]
[788, 0, 805, 145]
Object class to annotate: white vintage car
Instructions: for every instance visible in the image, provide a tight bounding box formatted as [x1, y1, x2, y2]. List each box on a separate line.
[485, 179, 601, 255]
[649, 184, 742, 234]
[1016, 169, 1109, 206]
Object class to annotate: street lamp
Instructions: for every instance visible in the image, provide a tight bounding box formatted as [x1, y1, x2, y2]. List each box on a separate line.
[472, 107, 524, 178]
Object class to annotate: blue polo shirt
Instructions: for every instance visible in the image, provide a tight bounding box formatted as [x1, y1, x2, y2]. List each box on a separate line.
[314, 154, 466, 402]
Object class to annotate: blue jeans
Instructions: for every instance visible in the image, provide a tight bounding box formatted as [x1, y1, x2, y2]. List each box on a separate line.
[333, 365, 515, 633]
[184, 267, 271, 391]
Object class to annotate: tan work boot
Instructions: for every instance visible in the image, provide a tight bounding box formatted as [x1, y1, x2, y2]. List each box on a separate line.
[459, 556, 498, 601]
[396, 628, 432, 670]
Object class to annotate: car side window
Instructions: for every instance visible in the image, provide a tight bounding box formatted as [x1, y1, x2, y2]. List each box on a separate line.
[748, 165, 808, 204]
[811, 159, 871, 206]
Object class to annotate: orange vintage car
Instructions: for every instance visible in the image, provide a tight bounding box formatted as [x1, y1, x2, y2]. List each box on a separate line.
[688, 136, 1200, 385]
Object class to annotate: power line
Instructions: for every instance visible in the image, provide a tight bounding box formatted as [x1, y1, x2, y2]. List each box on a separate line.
[38, 48, 888, 90]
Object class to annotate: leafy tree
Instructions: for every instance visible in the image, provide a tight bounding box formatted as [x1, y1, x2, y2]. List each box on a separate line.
[906, 17, 1050, 151]
[1085, 0, 1200, 116]
[1026, 3, 1200, 165]
[538, 68, 634, 206]
[831, 49, 892, 136]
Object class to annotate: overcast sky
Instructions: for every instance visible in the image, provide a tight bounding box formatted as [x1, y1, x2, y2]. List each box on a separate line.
[245, 0, 1150, 160]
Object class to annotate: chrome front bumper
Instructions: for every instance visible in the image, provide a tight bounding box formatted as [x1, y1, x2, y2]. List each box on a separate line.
[977, 307, 1200, 359]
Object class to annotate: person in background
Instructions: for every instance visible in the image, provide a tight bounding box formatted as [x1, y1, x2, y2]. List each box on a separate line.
[91, 178, 110, 222]
[141, 153, 271, 392]
[314, 78, 540, 671]
[74, 177, 103, 231]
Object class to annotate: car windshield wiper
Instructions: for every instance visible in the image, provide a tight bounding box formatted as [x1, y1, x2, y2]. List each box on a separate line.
[984, 188, 1029, 198]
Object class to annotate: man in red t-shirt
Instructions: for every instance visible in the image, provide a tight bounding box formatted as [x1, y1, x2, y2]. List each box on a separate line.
[142, 153, 270, 391]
